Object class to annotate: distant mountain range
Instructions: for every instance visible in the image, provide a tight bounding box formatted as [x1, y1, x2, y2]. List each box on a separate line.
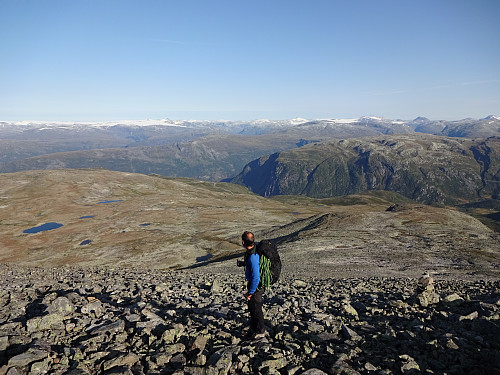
[1, 115, 500, 206]
[0, 134, 313, 181]
[1, 115, 499, 169]
[2, 115, 499, 144]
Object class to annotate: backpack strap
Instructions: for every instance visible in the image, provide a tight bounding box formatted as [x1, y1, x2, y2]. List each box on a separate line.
[244, 245, 256, 264]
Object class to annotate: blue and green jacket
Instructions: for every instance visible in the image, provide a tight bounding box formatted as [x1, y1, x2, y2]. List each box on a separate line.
[245, 246, 260, 294]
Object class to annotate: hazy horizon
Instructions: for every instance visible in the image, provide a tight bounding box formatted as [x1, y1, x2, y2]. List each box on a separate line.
[1, 114, 499, 124]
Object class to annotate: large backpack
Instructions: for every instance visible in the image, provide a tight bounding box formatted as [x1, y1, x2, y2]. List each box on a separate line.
[256, 240, 281, 288]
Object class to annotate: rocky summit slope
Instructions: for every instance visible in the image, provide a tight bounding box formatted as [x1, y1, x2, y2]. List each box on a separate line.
[230, 134, 500, 206]
[1, 265, 499, 375]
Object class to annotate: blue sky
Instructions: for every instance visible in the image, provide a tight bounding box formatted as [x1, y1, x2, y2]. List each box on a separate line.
[1, 0, 499, 121]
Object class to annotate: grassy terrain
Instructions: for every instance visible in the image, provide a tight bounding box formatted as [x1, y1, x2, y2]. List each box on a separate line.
[1, 169, 498, 280]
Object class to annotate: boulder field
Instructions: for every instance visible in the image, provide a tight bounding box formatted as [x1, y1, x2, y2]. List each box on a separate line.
[0, 265, 499, 375]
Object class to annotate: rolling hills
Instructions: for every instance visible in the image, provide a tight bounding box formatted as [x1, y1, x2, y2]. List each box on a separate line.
[0, 169, 323, 268]
[0, 169, 498, 279]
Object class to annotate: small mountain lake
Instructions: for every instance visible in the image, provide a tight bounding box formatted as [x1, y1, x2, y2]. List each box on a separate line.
[98, 200, 123, 204]
[24, 222, 63, 234]
[79, 215, 95, 219]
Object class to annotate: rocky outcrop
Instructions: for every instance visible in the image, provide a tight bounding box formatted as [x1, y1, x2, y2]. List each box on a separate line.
[0, 265, 499, 374]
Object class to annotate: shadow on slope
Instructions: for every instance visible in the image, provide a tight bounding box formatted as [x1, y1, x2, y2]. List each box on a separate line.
[458, 199, 500, 233]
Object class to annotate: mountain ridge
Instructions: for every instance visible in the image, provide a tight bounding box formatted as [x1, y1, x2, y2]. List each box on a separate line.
[229, 134, 500, 206]
[2, 116, 499, 181]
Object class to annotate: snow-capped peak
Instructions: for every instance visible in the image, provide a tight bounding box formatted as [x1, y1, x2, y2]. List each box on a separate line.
[289, 117, 309, 125]
[359, 116, 386, 121]
[484, 115, 500, 121]
[5, 119, 189, 128]
[330, 118, 358, 124]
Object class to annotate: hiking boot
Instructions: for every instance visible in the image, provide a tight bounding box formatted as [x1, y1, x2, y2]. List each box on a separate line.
[242, 330, 267, 341]
[254, 332, 267, 340]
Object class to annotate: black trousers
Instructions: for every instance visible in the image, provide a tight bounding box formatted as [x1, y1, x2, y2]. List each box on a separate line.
[248, 287, 265, 334]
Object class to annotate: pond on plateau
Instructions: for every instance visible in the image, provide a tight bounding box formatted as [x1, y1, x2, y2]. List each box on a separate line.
[24, 222, 63, 234]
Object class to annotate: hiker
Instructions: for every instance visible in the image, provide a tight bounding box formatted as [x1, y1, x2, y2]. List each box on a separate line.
[238, 231, 266, 339]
